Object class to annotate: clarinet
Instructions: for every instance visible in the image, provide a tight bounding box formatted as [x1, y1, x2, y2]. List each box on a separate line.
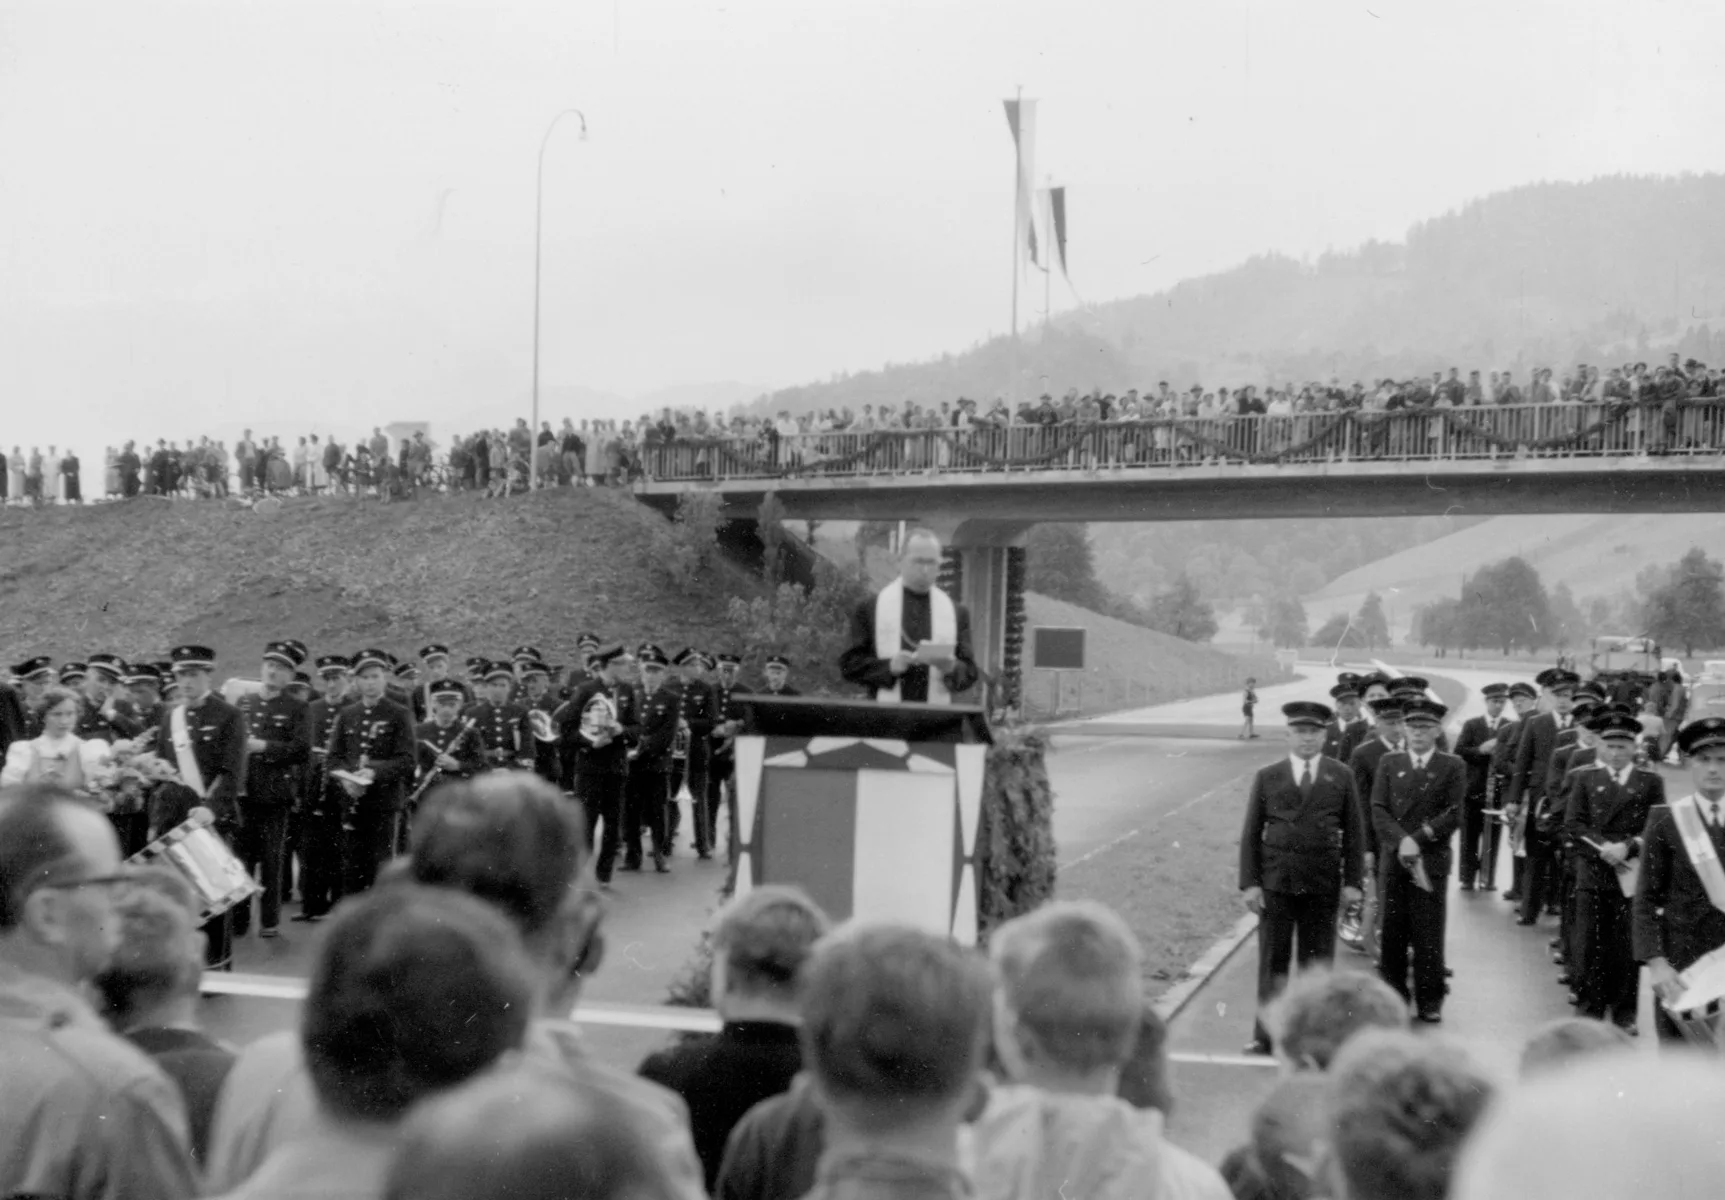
[409, 717, 477, 807]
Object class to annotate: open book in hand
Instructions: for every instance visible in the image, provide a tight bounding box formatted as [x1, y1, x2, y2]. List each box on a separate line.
[913, 641, 956, 666]
[330, 768, 374, 788]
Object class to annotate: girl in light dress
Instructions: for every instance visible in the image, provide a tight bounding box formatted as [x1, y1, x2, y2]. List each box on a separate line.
[1, 686, 113, 788]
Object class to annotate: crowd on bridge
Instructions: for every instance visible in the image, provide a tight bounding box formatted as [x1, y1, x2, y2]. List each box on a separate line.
[8, 351, 1725, 508]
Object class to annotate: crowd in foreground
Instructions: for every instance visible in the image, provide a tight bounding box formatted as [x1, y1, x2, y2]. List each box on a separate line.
[8, 351, 1725, 507]
[5, 768, 1725, 1200]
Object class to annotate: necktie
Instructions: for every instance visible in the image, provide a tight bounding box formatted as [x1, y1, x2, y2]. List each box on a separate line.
[1299, 761, 1313, 799]
[1712, 802, 1721, 828]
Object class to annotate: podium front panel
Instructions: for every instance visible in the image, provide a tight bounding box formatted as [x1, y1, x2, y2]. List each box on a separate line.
[734, 732, 985, 943]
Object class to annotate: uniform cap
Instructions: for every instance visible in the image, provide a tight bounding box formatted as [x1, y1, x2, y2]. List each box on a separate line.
[637, 645, 669, 668]
[1574, 681, 1607, 702]
[351, 648, 393, 674]
[483, 661, 516, 683]
[464, 656, 488, 674]
[1371, 699, 1406, 720]
[765, 654, 790, 669]
[419, 644, 451, 662]
[1401, 697, 1448, 725]
[169, 645, 217, 672]
[126, 663, 161, 686]
[510, 645, 542, 663]
[1507, 681, 1538, 700]
[1282, 701, 1333, 729]
[593, 645, 632, 667]
[87, 653, 128, 680]
[1569, 698, 1600, 722]
[1336, 672, 1363, 689]
[520, 659, 550, 679]
[394, 661, 419, 680]
[575, 632, 601, 651]
[263, 640, 308, 669]
[715, 652, 742, 667]
[12, 656, 54, 682]
[1588, 711, 1643, 741]
[58, 661, 89, 684]
[428, 680, 466, 700]
[1329, 682, 1359, 701]
[672, 647, 702, 667]
[315, 654, 351, 676]
[1481, 683, 1510, 699]
[1677, 717, 1725, 757]
[1535, 668, 1581, 693]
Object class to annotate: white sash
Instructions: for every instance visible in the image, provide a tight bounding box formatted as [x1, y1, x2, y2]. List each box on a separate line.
[1668, 793, 1725, 915]
[169, 703, 208, 798]
[873, 579, 957, 705]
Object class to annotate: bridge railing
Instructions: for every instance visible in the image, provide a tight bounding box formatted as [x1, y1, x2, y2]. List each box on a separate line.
[638, 400, 1725, 483]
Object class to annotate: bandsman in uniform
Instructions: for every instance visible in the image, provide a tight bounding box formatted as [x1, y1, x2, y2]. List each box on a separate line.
[626, 644, 679, 874]
[1321, 675, 1367, 762]
[463, 655, 489, 694]
[1494, 681, 1540, 902]
[1506, 668, 1580, 926]
[1238, 700, 1365, 1054]
[672, 648, 717, 859]
[12, 656, 55, 738]
[709, 652, 749, 863]
[286, 671, 313, 703]
[759, 654, 801, 697]
[411, 644, 465, 719]
[74, 653, 144, 743]
[509, 645, 544, 704]
[562, 634, 602, 700]
[154, 660, 181, 705]
[126, 662, 166, 734]
[1455, 683, 1511, 891]
[390, 658, 418, 710]
[1564, 709, 1663, 1031]
[1370, 696, 1465, 1023]
[466, 661, 532, 771]
[327, 648, 416, 894]
[0, 672, 24, 754]
[296, 654, 353, 923]
[520, 658, 562, 784]
[415, 679, 485, 791]
[233, 640, 311, 940]
[152, 643, 248, 969]
[558, 645, 640, 886]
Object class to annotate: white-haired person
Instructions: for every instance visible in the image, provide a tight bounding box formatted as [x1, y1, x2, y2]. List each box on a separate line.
[1, 685, 112, 790]
[972, 900, 1230, 1200]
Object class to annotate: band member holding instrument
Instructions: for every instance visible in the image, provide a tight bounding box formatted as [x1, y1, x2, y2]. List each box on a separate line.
[1238, 700, 1364, 1055]
[296, 654, 353, 923]
[327, 648, 415, 895]
[1493, 681, 1540, 902]
[75, 653, 145, 744]
[626, 644, 680, 875]
[465, 662, 532, 772]
[519, 659, 561, 785]
[1371, 697, 1465, 1024]
[673, 649, 717, 860]
[557, 645, 639, 887]
[151, 643, 247, 969]
[1455, 683, 1510, 891]
[232, 640, 311, 940]
[1564, 709, 1663, 1032]
[12, 656, 55, 739]
[415, 683, 483, 796]
[1634, 717, 1725, 1045]
[411, 643, 469, 720]
[709, 652, 748, 865]
[1506, 668, 1580, 926]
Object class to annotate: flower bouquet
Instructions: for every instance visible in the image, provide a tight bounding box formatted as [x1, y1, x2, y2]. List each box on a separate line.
[88, 739, 183, 816]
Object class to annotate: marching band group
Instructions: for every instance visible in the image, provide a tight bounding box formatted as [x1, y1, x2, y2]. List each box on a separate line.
[1242, 666, 1725, 1051]
[0, 637, 806, 966]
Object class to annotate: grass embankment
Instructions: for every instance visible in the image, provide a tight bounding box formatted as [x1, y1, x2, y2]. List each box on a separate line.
[0, 489, 759, 670]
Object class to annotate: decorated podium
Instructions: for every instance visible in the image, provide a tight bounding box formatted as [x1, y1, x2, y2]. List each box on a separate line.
[732, 696, 993, 945]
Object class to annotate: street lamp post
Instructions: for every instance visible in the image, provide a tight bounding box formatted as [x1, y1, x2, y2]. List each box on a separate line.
[531, 108, 588, 489]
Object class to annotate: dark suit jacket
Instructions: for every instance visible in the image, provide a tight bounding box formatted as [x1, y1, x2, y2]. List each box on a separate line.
[1348, 737, 1398, 810]
[638, 1021, 803, 1192]
[1564, 764, 1664, 892]
[328, 698, 417, 813]
[237, 690, 311, 807]
[1323, 717, 1369, 764]
[1370, 749, 1466, 878]
[1634, 801, 1725, 971]
[0, 683, 26, 754]
[152, 695, 248, 827]
[838, 589, 978, 702]
[1506, 711, 1567, 808]
[1454, 714, 1508, 799]
[1239, 756, 1364, 895]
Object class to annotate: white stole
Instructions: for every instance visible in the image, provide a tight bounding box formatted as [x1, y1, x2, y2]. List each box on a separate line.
[873, 579, 957, 705]
[169, 703, 208, 798]
[1668, 793, 1725, 915]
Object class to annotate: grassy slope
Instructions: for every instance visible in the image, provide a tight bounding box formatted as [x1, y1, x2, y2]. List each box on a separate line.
[0, 490, 759, 671]
[1306, 513, 1725, 635]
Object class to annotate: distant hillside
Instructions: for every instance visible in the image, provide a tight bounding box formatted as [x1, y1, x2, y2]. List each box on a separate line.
[1307, 514, 1725, 639]
[750, 174, 1725, 414]
[0, 491, 764, 678]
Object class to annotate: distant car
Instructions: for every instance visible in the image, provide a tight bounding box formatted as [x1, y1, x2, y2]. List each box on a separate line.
[1690, 663, 1725, 724]
[1588, 635, 1662, 706]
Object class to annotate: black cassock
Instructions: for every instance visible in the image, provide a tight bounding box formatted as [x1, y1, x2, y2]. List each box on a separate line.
[839, 588, 979, 703]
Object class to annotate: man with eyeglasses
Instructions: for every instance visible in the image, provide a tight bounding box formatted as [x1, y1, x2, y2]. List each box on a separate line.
[0, 782, 200, 1200]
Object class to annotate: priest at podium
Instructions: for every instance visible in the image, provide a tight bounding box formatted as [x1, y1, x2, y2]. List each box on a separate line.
[840, 527, 978, 704]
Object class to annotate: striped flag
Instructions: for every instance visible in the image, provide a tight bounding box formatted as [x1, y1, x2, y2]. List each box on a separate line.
[1004, 98, 1039, 271]
[1049, 185, 1069, 279]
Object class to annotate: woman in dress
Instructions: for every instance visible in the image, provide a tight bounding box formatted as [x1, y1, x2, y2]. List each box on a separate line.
[1, 686, 112, 789]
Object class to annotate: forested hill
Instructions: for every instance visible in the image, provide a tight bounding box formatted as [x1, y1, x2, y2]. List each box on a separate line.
[750, 173, 1725, 415]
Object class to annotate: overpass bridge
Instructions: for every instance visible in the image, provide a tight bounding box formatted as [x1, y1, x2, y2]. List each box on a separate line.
[631, 401, 1725, 707]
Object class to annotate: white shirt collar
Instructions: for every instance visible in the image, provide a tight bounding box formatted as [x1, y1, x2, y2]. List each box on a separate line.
[1409, 751, 1431, 770]
[1290, 754, 1319, 778]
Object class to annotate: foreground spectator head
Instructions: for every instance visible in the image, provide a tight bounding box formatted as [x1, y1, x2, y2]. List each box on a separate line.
[1269, 967, 1408, 1071]
[1251, 1073, 1332, 1200]
[405, 773, 601, 1011]
[1455, 1053, 1725, 1200]
[1517, 1017, 1633, 1079]
[93, 866, 204, 1030]
[709, 885, 829, 1020]
[384, 1070, 679, 1200]
[1116, 1002, 1174, 1115]
[989, 900, 1143, 1085]
[302, 884, 536, 1124]
[1325, 1029, 1494, 1200]
[801, 922, 991, 1137]
[0, 783, 128, 986]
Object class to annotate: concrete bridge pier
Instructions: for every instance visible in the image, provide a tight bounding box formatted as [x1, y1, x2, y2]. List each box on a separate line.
[920, 518, 1032, 712]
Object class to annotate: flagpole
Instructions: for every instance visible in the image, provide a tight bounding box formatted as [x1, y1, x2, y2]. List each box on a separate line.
[1010, 88, 1022, 405]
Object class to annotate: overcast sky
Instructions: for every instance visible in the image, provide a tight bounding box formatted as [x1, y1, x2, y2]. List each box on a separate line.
[3, 0, 1723, 463]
